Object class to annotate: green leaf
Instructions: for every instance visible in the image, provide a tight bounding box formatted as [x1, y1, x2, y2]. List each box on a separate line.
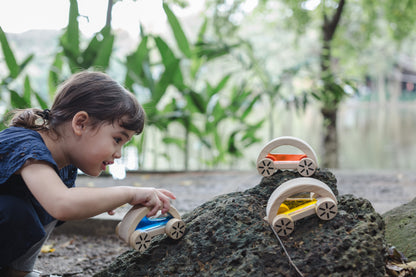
[154, 36, 185, 90]
[162, 137, 185, 149]
[10, 90, 29, 109]
[210, 74, 231, 96]
[154, 58, 180, 103]
[23, 76, 32, 105]
[93, 30, 114, 70]
[241, 94, 261, 120]
[163, 3, 192, 58]
[65, 0, 80, 56]
[82, 26, 114, 70]
[197, 18, 208, 43]
[0, 26, 19, 78]
[48, 52, 64, 99]
[125, 36, 154, 91]
[19, 54, 34, 74]
[34, 92, 48, 109]
[187, 90, 206, 113]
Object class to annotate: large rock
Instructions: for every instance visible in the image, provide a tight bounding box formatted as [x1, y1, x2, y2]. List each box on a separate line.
[383, 196, 416, 261]
[95, 170, 386, 277]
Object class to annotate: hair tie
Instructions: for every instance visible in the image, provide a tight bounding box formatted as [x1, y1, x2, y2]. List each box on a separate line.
[41, 109, 51, 120]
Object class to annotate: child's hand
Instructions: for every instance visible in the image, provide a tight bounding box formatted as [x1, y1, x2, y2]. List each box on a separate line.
[130, 188, 176, 217]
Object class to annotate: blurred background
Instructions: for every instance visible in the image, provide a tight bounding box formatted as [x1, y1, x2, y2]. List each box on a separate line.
[1, 0, 416, 177]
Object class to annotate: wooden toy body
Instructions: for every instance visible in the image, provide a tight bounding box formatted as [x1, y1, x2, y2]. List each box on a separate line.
[116, 205, 185, 252]
[257, 136, 318, 177]
[265, 177, 337, 236]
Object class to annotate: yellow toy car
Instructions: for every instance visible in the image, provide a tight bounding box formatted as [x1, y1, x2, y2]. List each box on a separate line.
[265, 177, 337, 236]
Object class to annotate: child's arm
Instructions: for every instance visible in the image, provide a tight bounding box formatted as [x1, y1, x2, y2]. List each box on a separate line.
[20, 160, 175, 221]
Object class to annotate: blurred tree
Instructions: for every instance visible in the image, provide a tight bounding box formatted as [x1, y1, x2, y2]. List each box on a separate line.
[207, 0, 416, 168]
[272, 0, 416, 168]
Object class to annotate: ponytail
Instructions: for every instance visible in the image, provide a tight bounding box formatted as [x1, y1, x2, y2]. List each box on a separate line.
[9, 108, 51, 131]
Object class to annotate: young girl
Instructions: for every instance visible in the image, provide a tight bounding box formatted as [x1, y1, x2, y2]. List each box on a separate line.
[0, 71, 175, 277]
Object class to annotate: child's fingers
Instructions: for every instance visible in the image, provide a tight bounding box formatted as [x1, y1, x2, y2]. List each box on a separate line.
[157, 191, 172, 214]
[158, 189, 176, 200]
[147, 191, 173, 216]
[146, 199, 162, 217]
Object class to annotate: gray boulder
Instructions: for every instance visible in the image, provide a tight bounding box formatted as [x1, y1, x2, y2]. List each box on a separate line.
[95, 170, 386, 277]
[383, 196, 416, 261]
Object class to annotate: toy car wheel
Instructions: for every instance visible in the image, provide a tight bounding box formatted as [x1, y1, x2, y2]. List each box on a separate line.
[316, 197, 338, 220]
[130, 230, 152, 252]
[297, 158, 316, 176]
[166, 218, 186, 239]
[115, 222, 121, 237]
[257, 158, 276, 177]
[272, 214, 294, 236]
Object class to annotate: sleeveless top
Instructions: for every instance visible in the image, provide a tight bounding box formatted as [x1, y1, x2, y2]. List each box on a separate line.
[0, 126, 77, 266]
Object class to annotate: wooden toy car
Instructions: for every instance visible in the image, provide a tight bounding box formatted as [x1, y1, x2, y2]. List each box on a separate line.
[116, 205, 185, 252]
[264, 177, 337, 236]
[257, 136, 319, 177]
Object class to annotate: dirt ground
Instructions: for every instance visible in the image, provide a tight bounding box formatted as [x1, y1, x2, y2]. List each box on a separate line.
[33, 170, 416, 276]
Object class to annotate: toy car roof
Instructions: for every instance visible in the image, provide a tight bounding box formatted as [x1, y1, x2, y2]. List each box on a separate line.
[257, 136, 318, 165]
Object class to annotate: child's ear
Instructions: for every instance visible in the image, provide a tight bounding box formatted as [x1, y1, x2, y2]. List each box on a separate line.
[72, 111, 89, 136]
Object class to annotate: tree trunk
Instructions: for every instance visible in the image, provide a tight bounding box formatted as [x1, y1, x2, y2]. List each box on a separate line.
[321, 108, 338, 168]
[319, 39, 339, 168]
[319, 0, 345, 168]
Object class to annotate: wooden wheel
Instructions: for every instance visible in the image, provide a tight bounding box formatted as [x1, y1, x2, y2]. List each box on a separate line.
[115, 222, 121, 237]
[257, 158, 276, 177]
[166, 219, 186, 239]
[316, 197, 338, 220]
[130, 230, 152, 252]
[297, 158, 316, 176]
[272, 214, 294, 236]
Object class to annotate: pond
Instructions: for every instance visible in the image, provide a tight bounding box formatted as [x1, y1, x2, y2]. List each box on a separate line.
[255, 98, 416, 171]
[338, 100, 416, 170]
[113, 99, 416, 173]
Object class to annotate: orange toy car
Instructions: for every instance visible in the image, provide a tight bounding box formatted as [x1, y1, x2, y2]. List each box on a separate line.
[257, 136, 318, 177]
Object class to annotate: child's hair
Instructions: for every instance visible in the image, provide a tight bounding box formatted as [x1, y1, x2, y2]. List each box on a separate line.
[9, 71, 145, 136]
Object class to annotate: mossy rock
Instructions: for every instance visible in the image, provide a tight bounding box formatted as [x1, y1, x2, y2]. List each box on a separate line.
[383, 197, 416, 261]
[96, 170, 386, 277]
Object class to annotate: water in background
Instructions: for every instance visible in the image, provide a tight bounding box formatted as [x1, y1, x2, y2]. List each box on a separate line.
[338, 100, 416, 170]
[113, 98, 416, 172]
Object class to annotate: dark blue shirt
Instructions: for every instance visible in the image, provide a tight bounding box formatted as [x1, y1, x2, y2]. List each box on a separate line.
[0, 127, 77, 266]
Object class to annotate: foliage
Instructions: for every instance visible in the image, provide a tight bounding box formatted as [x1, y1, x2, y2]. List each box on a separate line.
[48, 0, 115, 98]
[0, 27, 47, 129]
[123, 3, 263, 169]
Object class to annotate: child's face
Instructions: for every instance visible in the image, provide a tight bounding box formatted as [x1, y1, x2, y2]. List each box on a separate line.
[71, 121, 135, 176]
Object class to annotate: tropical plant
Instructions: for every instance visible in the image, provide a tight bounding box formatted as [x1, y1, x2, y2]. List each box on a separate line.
[123, 3, 263, 170]
[0, 26, 47, 129]
[48, 0, 115, 98]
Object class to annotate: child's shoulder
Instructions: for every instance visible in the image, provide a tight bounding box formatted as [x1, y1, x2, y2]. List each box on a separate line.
[0, 126, 38, 136]
[0, 127, 56, 182]
[0, 126, 42, 145]
[0, 127, 50, 160]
